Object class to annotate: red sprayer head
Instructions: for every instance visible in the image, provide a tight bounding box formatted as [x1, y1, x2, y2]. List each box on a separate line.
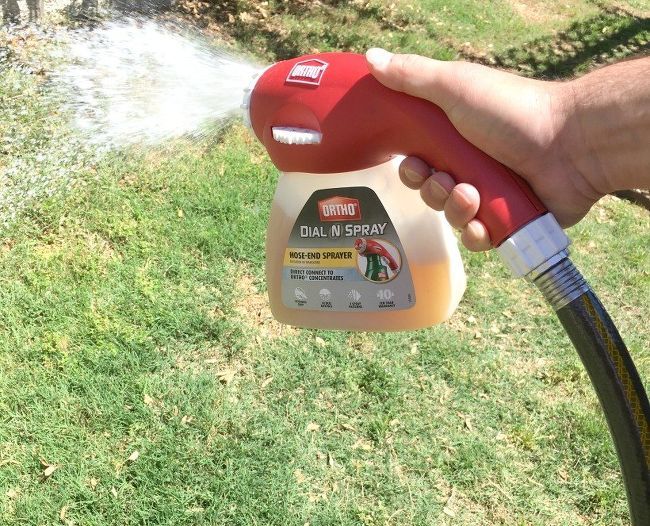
[354, 238, 399, 271]
[243, 52, 570, 276]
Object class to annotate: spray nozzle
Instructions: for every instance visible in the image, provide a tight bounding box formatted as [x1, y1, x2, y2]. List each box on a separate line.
[241, 68, 269, 128]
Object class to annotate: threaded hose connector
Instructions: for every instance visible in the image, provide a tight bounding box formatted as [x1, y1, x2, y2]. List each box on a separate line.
[530, 255, 591, 311]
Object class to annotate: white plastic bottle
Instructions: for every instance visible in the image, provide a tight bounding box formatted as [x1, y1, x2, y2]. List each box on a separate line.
[265, 157, 466, 331]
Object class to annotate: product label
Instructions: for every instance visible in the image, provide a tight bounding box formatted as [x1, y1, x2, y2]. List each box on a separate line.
[281, 187, 415, 312]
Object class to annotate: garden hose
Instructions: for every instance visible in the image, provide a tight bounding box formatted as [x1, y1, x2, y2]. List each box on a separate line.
[532, 253, 650, 525]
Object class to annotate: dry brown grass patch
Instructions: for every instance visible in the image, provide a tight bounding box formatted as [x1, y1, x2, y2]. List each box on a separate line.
[233, 269, 297, 339]
[507, 0, 595, 24]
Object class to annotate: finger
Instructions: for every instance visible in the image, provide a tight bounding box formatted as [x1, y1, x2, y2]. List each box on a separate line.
[399, 156, 430, 189]
[365, 48, 459, 112]
[419, 171, 457, 211]
[443, 183, 480, 230]
[461, 219, 492, 252]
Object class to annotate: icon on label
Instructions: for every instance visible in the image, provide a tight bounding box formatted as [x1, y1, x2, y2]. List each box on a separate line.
[294, 288, 308, 302]
[377, 289, 395, 301]
[348, 289, 362, 302]
[354, 238, 401, 283]
[319, 289, 332, 301]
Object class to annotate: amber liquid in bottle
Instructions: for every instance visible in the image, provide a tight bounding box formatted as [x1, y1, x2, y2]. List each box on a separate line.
[265, 158, 466, 331]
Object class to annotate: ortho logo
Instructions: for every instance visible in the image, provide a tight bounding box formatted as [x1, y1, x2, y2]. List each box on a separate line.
[286, 59, 329, 86]
[318, 196, 361, 222]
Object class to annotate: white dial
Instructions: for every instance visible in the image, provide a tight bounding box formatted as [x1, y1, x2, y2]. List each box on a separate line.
[271, 127, 322, 145]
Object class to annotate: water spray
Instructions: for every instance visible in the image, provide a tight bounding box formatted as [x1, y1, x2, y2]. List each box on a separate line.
[54, 19, 261, 147]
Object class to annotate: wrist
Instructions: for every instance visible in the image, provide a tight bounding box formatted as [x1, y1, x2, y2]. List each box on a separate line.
[557, 59, 650, 194]
[553, 79, 617, 196]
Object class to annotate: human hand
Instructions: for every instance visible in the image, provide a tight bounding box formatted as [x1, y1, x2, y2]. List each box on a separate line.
[365, 48, 610, 251]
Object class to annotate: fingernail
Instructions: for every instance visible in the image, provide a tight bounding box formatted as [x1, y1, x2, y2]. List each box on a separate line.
[403, 168, 421, 185]
[428, 179, 449, 201]
[452, 186, 473, 208]
[366, 48, 393, 69]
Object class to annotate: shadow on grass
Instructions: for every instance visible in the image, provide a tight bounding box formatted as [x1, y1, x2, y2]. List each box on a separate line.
[461, 2, 649, 79]
[614, 190, 650, 212]
[190, 0, 414, 60]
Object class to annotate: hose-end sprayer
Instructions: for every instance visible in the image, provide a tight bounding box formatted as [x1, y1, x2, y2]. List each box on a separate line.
[243, 53, 572, 278]
[241, 52, 650, 523]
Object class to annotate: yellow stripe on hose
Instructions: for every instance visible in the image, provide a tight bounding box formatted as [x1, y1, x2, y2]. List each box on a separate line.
[582, 294, 650, 467]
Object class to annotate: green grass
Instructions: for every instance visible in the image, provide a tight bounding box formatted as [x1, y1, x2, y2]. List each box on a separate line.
[196, 0, 647, 68]
[1, 2, 649, 525]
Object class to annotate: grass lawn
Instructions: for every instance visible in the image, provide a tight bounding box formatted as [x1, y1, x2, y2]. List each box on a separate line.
[1, 1, 649, 524]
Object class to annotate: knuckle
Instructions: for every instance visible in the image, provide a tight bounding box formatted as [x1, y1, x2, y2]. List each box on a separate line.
[395, 53, 420, 74]
[392, 54, 421, 90]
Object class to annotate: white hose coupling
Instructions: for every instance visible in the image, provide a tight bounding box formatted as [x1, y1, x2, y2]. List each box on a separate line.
[496, 213, 571, 279]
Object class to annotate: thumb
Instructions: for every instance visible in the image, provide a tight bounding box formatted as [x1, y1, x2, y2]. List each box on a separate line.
[365, 48, 459, 112]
